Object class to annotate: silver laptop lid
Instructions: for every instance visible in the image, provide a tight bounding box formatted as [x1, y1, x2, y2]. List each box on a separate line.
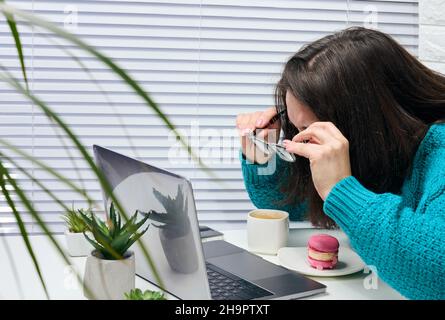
[93, 145, 211, 299]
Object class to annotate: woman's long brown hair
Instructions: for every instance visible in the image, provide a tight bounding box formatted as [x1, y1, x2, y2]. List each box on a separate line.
[275, 27, 445, 228]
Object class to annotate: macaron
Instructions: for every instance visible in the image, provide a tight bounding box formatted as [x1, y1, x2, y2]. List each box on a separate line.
[307, 234, 339, 270]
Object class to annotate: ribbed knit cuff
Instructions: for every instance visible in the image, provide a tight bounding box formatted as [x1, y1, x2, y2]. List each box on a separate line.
[323, 176, 378, 232]
[239, 150, 285, 185]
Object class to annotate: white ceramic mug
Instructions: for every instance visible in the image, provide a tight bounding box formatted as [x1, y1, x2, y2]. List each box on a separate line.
[247, 209, 289, 255]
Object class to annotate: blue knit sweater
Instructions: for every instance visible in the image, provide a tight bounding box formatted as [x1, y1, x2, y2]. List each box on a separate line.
[241, 123, 445, 300]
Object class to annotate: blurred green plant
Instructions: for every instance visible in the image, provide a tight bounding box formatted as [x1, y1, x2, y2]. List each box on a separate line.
[62, 207, 93, 233]
[124, 288, 167, 300]
[0, 0, 211, 297]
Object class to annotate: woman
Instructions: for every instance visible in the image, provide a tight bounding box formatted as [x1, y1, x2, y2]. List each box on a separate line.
[236, 27, 445, 300]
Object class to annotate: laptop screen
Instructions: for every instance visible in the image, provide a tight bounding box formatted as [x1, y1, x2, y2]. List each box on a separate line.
[93, 145, 211, 299]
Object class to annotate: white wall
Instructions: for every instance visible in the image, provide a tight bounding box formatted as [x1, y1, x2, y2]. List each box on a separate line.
[419, 0, 445, 73]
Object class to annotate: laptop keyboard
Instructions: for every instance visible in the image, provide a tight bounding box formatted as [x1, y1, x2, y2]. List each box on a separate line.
[206, 263, 273, 300]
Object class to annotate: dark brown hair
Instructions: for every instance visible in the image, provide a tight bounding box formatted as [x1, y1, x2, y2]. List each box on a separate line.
[275, 27, 445, 228]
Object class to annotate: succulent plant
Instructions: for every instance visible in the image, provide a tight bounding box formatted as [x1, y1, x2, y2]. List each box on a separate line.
[139, 185, 190, 238]
[79, 202, 149, 260]
[124, 288, 166, 300]
[62, 206, 92, 233]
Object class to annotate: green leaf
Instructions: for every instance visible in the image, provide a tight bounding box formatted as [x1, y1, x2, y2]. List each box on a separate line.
[0, 61, 163, 292]
[62, 208, 91, 233]
[122, 225, 150, 254]
[109, 202, 117, 237]
[1, 153, 71, 214]
[83, 232, 104, 253]
[91, 215, 112, 243]
[116, 207, 122, 234]
[91, 228, 123, 260]
[1, 5, 28, 90]
[119, 211, 138, 233]
[1, 169, 97, 298]
[124, 288, 166, 300]
[0, 137, 93, 207]
[0, 162, 48, 298]
[78, 210, 94, 229]
[127, 211, 150, 234]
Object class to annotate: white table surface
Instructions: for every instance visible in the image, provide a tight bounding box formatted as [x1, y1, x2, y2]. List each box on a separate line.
[0, 225, 405, 300]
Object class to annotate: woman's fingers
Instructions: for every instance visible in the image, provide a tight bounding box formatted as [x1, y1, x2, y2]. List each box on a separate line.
[292, 126, 331, 144]
[309, 122, 346, 141]
[286, 122, 351, 201]
[236, 107, 278, 133]
[283, 140, 321, 159]
[255, 107, 278, 129]
[292, 122, 347, 145]
[236, 107, 280, 164]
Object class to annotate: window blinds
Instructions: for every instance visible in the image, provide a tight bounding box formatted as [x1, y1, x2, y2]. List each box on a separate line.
[0, 0, 418, 234]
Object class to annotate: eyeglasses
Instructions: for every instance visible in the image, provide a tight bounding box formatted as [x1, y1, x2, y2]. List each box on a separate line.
[247, 131, 296, 163]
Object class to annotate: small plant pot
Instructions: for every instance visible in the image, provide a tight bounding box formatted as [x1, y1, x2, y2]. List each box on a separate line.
[83, 250, 135, 300]
[65, 230, 94, 257]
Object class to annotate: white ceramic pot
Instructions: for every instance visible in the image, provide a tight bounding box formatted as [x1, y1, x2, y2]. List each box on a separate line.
[65, 230, 94, 257]
[83, 250, 135, 300]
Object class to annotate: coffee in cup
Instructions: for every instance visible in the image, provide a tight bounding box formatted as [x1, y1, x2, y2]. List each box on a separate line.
[247, 209, 289, 255]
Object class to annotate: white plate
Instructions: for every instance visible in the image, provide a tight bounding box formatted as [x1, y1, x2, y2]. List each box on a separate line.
[277, 246, 365, 277]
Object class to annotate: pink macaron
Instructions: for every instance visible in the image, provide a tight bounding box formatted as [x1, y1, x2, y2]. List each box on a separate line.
[307, 234, 340, 270]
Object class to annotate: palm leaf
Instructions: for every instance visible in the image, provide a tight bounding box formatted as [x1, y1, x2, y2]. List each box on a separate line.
[1, 153, 71, 213]
[0, 162, 48, 298]
[47, 36, 139, 158]
[0, 164, 95, 299]
[0, 136, 94, 207]
[0, 66, 165, 285]
[1, 3, 28, 90]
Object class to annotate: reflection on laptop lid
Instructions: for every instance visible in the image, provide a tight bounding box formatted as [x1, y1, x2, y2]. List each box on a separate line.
[93, 145, 211, 299]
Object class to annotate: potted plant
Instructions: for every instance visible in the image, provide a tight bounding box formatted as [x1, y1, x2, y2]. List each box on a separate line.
[139, 185, 198, 274]
[124, 288, 166, 300]
[79, 202, 149, 300]
[62, 207, 94, 257]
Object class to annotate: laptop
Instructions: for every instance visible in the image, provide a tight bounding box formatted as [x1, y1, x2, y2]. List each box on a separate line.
[93, 145, 326, 300]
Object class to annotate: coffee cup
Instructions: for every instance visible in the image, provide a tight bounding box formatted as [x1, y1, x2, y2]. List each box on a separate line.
[247, 209, 289, 255]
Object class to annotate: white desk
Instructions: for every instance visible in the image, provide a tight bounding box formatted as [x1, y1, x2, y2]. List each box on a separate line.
[0, 226, 405, 300]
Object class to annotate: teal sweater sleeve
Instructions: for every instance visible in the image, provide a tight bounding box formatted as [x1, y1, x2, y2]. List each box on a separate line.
[240, 151, 307, 221]
[324, 124, 445, 300]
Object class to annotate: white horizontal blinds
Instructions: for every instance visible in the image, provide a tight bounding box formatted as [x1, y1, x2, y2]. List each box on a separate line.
[194, 0, 419, 230]
[0, 0, 418, 234]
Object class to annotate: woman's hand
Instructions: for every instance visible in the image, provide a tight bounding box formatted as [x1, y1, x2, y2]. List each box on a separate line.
[283, 122, 352, 200]
[236, 107, 281, 164]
